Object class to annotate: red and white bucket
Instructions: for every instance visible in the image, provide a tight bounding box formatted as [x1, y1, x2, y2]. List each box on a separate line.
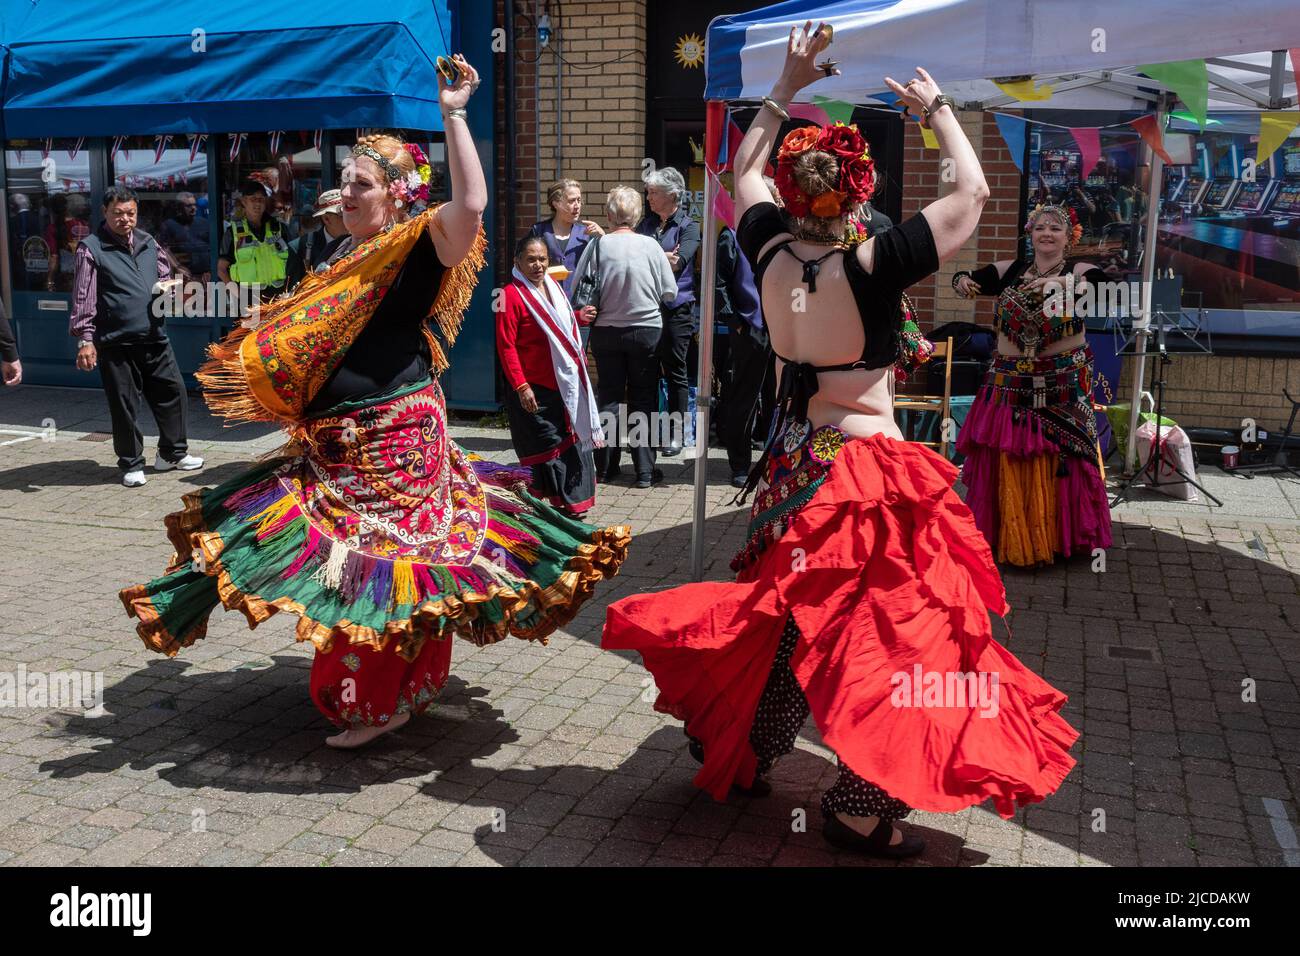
[1221, 445, 1240, 470]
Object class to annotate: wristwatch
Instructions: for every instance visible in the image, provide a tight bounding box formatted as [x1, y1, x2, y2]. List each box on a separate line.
[921, 94, 957, 127]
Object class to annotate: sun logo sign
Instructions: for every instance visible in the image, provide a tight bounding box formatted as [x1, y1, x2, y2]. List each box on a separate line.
[674, 33, 705, 69]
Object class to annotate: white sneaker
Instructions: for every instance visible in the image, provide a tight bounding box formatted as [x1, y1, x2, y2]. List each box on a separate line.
[123, 469, 147, 488]
[154, 452, 204, 471]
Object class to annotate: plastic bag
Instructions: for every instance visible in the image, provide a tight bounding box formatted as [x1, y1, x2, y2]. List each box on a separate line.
[1134, 419, 1200, 502]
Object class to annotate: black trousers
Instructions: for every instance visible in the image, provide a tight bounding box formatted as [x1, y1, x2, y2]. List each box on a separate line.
[656, 302, 694, 433]
[97, 339, 190, 472]
[751, 617, 913, 822]
[590, 324, 660, 480]
[719, 319, 775, 477]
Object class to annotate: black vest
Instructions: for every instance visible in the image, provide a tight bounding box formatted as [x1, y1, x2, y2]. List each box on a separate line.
[80, 227, 164, 346]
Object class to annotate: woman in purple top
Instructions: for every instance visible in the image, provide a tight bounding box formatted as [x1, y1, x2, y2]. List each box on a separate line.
[528, 179, 606, 298]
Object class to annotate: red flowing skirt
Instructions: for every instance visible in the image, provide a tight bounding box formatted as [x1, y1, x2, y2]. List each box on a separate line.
[602, 431, 1079, 818]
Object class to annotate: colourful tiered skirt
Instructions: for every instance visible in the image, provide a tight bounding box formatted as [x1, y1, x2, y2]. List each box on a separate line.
[602, 421, 1078, 819]
[957, 345, 1112, 567]
[121, 376, 630, 727]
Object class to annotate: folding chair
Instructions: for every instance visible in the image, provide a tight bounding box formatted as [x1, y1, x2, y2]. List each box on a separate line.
[893, 336, 955, 458]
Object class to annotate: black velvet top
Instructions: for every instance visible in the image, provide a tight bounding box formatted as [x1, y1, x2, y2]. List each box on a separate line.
[304, 228, 446, 414]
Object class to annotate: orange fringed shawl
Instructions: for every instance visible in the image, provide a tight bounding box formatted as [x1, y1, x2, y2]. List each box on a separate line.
[197, 204, 487, 428]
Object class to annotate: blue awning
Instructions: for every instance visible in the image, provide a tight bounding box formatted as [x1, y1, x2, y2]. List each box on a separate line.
[1, 2, 456, 137]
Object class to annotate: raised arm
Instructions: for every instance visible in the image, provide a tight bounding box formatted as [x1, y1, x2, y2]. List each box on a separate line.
[734, 21, 839, 220]
[883, 68, 988, 265]
[429, 54, 488, 267]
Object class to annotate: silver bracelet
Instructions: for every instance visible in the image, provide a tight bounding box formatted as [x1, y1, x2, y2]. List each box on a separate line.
[445, 108, 468, 122]
[761, 97, 790, 122]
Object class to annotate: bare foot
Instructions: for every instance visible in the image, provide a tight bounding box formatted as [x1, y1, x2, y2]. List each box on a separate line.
[836, 812, 904, 846]
[325, 712, 411, 749]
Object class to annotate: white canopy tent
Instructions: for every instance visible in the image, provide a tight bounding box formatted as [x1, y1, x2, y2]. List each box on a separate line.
[688, 0, 1300, 580]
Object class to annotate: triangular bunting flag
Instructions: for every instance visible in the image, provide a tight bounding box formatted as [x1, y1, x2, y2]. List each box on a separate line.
[1130, 114, 1173, 165]
[789, 102, 830, 127]
[1257, 112, 1299, 165]
[993, 113, 1028, 172]
[1070, 127, 1102, 180]
[1139, 59, 1208, 130]
[67, 137, 84, 161]
[993, 78, 1053, 102]
[812, 95, 855, 125]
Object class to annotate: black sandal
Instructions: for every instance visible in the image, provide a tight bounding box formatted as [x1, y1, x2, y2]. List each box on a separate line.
[823, 813, 925, 859]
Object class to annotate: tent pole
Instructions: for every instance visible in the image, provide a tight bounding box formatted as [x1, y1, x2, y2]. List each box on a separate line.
[691, 101, 724, 582]
[1125, 99, 1169, 475]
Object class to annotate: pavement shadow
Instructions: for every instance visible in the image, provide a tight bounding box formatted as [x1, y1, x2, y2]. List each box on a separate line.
[582, 497, 1300, 867]
[0, 456, 126, 491]
[458, 726, 987, 867]
[37, 658, 519, 796]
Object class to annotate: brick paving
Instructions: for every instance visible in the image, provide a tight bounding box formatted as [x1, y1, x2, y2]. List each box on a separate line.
[1, 383, 1298, 867]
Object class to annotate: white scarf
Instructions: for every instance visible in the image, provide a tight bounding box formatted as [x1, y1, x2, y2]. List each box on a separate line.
[510, 267, 604, 450]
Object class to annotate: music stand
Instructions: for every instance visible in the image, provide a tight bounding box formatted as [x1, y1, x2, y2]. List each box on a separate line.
[1110, 283, 1222, 508]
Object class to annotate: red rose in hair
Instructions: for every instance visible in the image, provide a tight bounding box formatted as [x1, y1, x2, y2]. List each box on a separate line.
[774, 163, 811, 217]
[777, 126, 821, 162]
[840, 155, 876, 203]
[818, 122, 868, 162]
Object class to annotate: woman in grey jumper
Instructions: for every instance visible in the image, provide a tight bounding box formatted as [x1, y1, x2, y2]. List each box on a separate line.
[571, 186, 677, 488]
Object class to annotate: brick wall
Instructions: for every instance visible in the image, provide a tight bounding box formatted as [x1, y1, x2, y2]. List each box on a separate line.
[898, 111, 1023, 334]
[507, 1, 647, 247]
[1116, 353, 1300, 431]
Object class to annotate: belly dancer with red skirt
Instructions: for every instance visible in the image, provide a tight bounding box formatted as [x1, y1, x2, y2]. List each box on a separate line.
[601, 24, 1078, 858]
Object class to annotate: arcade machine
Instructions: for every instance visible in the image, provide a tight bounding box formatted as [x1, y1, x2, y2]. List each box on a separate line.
[1197, 177, 1240, 216]
[1263, 178, 1300, 237]
[1259, 145, 1300, 238]
[1203, 178, 1280, 228]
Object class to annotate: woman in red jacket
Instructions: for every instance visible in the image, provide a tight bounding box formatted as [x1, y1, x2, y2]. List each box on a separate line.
[497, 235, 603, 516]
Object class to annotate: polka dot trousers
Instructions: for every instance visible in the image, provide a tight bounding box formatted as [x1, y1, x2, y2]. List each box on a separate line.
[749, 616, 912, 823]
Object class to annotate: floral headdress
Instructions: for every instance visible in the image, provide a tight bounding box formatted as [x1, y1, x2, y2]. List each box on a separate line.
[1025, 203, 1082, 247]
[774, 122, 876, 243]
[352, 141, 433, 208]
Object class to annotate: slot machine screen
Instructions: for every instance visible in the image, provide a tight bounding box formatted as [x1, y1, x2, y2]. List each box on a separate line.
[1184, 175, 1206, 203]
[1271, 182, 1300, 214]
[1204, 180, 1234, 207]
[1230, 181, 1268, 212]
[1284, 147, 1300, 176]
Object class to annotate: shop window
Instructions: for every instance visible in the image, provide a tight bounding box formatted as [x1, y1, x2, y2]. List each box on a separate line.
[111, 135, 211, 280]
[216, 131, 324, 286]
[1028, 128, 1143, 276]
[1157, 116, 1300, 319]
[5, 138, 93, 293]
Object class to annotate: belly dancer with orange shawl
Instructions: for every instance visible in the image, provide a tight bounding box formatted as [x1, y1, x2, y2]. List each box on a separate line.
[121, 57, 629, 748]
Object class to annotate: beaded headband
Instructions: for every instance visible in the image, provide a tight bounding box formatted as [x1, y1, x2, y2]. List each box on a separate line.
[1025, 203, 1083, 246]
[353, 145, 401, 182]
